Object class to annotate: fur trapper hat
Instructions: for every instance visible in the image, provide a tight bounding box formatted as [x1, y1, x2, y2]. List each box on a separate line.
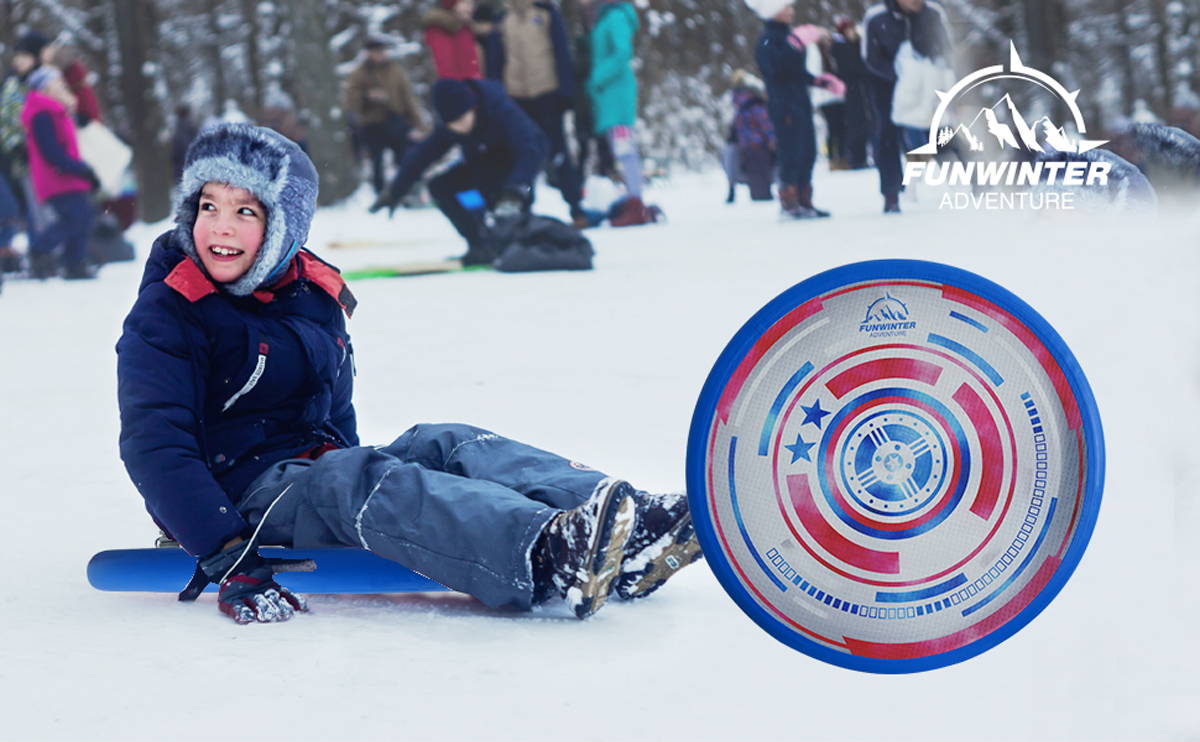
[175, 123, 318, 296]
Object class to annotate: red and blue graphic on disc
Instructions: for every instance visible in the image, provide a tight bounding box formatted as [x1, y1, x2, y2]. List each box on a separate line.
[686, 261, 1103, 673]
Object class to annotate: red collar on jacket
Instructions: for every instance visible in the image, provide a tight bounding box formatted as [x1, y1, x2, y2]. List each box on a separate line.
[165, 252, 356, 317]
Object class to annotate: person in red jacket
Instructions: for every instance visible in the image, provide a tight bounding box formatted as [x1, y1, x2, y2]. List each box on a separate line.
[423, 0, 490, 80]
[61, 59, 102, 126]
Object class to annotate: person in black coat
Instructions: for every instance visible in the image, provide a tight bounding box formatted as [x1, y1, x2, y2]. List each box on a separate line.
[862, 0, 951, 212]
[830, 17, 872, 170]
[370, 78, 548, 265]
[118, 122, 699, 624]
[751, 0, 842, 219]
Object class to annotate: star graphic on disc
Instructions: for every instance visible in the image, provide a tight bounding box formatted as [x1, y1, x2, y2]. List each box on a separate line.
[785, 433, 815, 463]
[801, 399, 831, 429]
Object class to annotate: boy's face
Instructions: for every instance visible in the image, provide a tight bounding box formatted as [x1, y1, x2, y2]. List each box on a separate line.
[193, 183, 267, 284]
[773, 5, 795, 24]
[897, 0, 925, 12]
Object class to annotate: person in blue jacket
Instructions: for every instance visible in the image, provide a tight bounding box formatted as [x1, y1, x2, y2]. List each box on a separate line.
[369, 78, 547, 266]
[117, 123, 699, 625]
[749, 0, 842, 219]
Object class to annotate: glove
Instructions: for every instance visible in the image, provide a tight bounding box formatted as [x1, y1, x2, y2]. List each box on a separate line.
[815, 73, 846, 98]
[184, 540, 313, 625]
[491, 185, 530, 221]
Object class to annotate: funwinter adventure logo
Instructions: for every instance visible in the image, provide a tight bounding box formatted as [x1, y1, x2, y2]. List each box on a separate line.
[904, 43, 1110, 211]
[859, 293, 916, 337]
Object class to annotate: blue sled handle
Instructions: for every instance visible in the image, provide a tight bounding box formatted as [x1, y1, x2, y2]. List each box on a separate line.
[87, 547, 450, 594]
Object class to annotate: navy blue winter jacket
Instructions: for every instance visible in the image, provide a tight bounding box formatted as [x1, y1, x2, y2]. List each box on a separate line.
[862, 0, 951, 81]
[116, 231, 358, 557]
[389, 79, 548, 198]
[755, 21, 816, 128]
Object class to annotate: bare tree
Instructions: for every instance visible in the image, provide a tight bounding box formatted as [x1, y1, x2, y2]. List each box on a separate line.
[286, 0, 359, 203]
[113, 0, 172, 220]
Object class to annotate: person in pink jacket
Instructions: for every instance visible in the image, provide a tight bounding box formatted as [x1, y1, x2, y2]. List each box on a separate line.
[20, 66, 97, 279]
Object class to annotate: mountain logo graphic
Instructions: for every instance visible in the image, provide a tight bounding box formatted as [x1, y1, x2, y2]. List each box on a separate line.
[863, 293, 910, 324]
[909, 42, 1107, 157]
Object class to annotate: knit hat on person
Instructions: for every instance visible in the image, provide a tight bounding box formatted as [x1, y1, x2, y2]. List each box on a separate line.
[744, 0, 792, 20]
[438, 0, 458, 9]
[175, 123, 319, 297]
[25, 65, 61, 92]
[15, 31, 51, 58]
[431, 78, 479, 124]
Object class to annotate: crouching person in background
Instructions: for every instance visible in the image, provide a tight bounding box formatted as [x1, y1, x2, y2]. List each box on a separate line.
[118, 123, 700, 624]
[20, 66, 97, 279]
[369, 78, 547, 266]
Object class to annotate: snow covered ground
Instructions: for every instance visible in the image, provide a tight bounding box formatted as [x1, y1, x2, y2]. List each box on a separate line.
[1, 168, 1197, 741]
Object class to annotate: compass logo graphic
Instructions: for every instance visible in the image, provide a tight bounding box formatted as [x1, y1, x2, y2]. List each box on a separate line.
[903, 43, 1112, 210]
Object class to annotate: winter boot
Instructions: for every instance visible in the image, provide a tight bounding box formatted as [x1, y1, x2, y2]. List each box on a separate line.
[616, 491, 704, 600]
[725, 183, 736, 204]
[0, 247, 22, 273]
[799, 184, 831, 218]
[63, 261, 98, 280]
[884, 192, 902, 214]
[29, 251, 59, 280]
[779, 185, 818, 220]
[457, 236, 497, 267]
[532, 478, 637, 619]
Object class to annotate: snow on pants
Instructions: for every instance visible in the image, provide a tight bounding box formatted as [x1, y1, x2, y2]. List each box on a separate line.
[237, 423, 609, 610]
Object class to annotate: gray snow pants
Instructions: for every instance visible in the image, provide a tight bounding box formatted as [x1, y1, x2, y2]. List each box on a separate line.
[237, 423, 609, 610]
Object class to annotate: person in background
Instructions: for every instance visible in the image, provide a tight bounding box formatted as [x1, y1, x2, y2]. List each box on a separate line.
[862, 0, 951, 213]
[472, 1, 506, 80]
[571, 19, 615, 181]
[424, 0, 488, 80]
[582, 0, 660, 226]
[830, 16, 872, 170]
[257, 90, 309, 153]
[724, 69, 776, 203]
[749, 0, 844, 219]
[1, 43, 37, 275]
[343, 37, 426, 197]
[496, 0, 586, 227]
[808, 31, 848, 170]
[61, 56, 102, 127]
[2, 31, 53, 271]
[369, 78, 548, 266]
[20, 66, 98, 280]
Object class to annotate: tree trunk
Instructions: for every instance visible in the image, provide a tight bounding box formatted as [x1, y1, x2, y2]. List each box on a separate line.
[1150, 0, 1174, 115]
[287, 0, 359, 204]
[242, 0, 265, 117]
[206, 0, 229, 114]
[1113, 0, 1137, 117]
[113, 0, 173, 222]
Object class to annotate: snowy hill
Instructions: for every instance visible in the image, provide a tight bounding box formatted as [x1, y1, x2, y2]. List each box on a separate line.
[1, 169, 1196, 741]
